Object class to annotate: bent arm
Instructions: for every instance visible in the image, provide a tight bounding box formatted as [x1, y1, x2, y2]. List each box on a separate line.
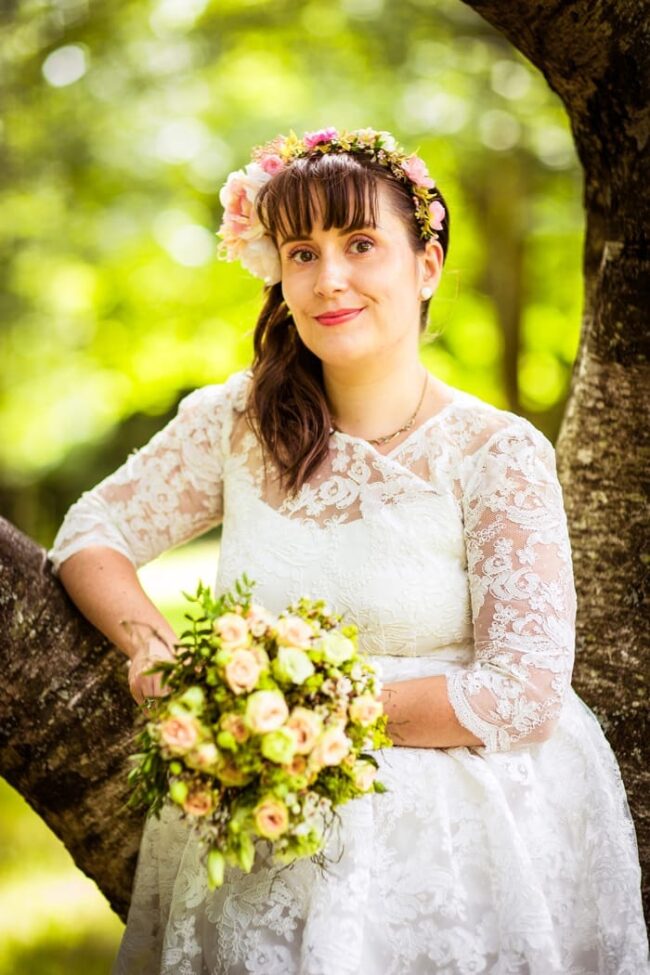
[380, 676, 484, 748]
[58, 546, 179, 704]
[58, 545, 177, 661]
[380, 418, 576, 752]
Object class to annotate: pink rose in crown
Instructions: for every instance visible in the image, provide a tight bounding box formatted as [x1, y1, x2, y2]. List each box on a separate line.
[259, 153, 285, 176]
[429, 200, 446, 230]
[304, 127, 339, 148]
[401, 154, 435, 189]
[218, 163, 270, 242]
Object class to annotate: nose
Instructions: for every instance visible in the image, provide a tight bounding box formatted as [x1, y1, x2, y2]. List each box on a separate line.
[313, 250, 347, 296]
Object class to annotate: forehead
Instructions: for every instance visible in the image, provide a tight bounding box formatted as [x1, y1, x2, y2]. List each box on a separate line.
[274, 181, 401, 243]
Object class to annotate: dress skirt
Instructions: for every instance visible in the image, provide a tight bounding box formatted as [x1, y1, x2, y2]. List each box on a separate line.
[113, 654, 649, 975]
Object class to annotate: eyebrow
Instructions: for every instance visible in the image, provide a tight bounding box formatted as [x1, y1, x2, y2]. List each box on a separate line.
[279, 225, 381, 246]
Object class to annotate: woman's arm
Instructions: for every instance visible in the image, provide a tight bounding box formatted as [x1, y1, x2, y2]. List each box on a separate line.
[380, 678, 484, 748]
[58, 546, 179, 705]
[380, 416, 576, 752]
[49, 380, 242, 704]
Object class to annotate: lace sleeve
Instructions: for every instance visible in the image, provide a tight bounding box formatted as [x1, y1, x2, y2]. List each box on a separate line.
[48, 382, 233, 574]
[447, 417, 577, 752]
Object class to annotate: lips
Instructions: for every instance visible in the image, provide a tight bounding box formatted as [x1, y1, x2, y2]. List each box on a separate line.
[314, 308, 364, 326]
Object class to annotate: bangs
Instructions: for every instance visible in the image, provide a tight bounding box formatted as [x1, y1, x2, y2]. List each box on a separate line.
[257, 154, 381, 244]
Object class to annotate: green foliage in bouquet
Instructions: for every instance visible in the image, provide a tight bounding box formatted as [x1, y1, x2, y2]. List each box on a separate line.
[128, 575, 393, 888]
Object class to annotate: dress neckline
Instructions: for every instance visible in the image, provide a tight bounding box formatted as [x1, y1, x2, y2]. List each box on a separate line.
[331, 383, 462, 460]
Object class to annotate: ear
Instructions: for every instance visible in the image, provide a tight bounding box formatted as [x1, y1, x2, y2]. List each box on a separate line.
[418, 239, 444, 295]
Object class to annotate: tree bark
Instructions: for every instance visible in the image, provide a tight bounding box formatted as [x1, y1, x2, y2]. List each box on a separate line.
[0, 517, 143, 920]
[461, 0, 650, 918]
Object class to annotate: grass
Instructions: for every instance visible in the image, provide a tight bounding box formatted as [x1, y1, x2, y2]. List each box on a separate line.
[0, 538, 220, 974]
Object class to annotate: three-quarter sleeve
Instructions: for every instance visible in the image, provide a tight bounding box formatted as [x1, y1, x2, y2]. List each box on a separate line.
[48, 380, 236, 574]
[447, 417, 577, 752]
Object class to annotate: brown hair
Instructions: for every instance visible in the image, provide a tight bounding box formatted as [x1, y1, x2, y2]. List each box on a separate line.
[244, 151, 450, 495]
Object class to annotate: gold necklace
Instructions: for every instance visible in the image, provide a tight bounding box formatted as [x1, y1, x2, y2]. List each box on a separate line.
[330, 369, 429, 446]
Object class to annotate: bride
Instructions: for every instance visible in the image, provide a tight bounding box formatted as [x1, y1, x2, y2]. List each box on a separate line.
[49, 127, 649, 974]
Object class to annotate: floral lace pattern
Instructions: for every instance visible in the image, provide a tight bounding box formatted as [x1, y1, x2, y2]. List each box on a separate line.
[48, 369, 649, 974]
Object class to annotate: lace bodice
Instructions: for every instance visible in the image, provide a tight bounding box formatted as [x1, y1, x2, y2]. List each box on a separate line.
[49, 369, 577, 754]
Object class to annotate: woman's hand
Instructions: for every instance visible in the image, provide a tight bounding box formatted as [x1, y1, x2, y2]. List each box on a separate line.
[128, 636, 177, 707]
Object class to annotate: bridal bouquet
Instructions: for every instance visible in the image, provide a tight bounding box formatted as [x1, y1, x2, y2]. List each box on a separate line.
[127, 575, 392, 888]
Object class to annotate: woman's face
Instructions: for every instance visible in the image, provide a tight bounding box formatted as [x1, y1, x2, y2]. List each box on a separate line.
[277, 183, 443, 373]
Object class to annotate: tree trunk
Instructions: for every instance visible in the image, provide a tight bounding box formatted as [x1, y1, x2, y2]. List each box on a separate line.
[0, 517, 142, 920]
[461, 0, 650, 918]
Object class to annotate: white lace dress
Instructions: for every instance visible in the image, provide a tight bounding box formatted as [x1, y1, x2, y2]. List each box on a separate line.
[48, 368, 649, 975]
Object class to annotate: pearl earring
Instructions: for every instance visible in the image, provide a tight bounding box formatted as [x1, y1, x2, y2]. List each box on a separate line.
[420, 286, 433, 301]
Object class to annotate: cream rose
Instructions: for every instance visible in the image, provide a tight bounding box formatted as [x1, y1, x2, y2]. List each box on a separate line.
[186, 742, 220, 772]
[349, 693, 383, 727]
[159, 714, 202, 755]
[317, 631, 356, 665]
[183, 788, 214, 817]
[253, 795, 289, 840]
[214, 612, 250, 649]
[224, 648, 262, 694]
[274, 615, 314, 649]
[286, 707, 323, 755]
[245, 690, 289, 734]
[274, 646, 315, 685]
[311, 726, 352, 767]
[352, 760, 377, 792]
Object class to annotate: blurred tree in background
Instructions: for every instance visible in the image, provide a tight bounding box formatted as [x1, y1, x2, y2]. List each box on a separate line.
[0, 0, 582, 547]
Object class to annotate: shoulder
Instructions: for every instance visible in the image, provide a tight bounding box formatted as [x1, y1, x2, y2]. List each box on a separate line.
[442, 388, 557, 493]
[446, 386, 554, 456]
[176, 368, 253, 419]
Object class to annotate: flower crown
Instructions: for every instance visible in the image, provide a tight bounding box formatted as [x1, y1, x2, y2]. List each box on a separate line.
[216, 126, 446, 286]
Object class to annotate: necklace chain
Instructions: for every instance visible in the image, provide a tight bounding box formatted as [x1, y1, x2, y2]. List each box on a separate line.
[330, 370, 429, 447]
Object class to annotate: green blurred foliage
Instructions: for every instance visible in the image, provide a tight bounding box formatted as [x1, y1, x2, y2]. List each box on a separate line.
[0, 776, 123, 973]
[0, 0, 583, 543]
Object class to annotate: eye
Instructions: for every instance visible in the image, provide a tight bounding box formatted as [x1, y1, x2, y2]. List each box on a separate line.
[350, 237, 374, 254]
[287, 246, 316, 264]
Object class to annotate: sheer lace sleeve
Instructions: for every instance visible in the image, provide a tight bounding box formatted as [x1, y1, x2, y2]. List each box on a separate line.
[48, 378, 239, 574]
[447, 417, 577, 753]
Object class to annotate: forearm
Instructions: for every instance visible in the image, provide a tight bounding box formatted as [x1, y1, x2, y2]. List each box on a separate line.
[380, 676, 484, 749]
[57, 545, 178, 661]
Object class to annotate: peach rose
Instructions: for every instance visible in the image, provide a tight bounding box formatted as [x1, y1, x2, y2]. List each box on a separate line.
[245, 690, 289, 734]
[214, 612, 250, 649]
[245, 603, 276, 638]
[286, 707, 323, 755]
[349, 693, 383, 727]
[253, 795, 289, 840]
[224, 648, 262, 694]
[285, 754, 308, 776]
[183, 788, 214, 817]
[311, 726, 352, 768]
[219, 712, 249, 743]
[159, 714, 202, 755]
[274, 615, 313, 649]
